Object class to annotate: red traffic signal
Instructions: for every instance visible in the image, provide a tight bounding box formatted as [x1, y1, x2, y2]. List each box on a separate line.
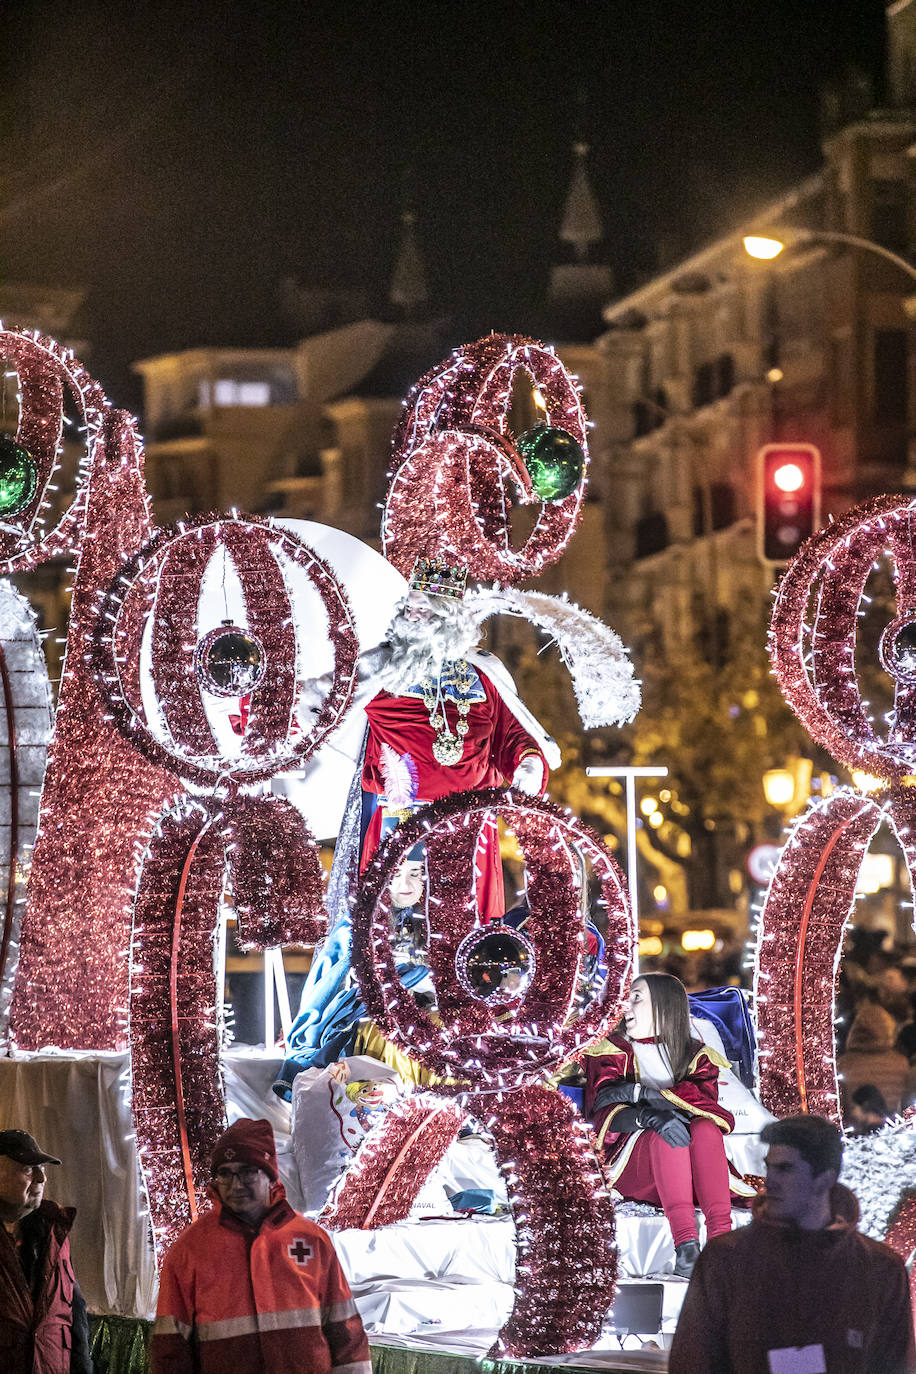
[757, 443, 821, 565]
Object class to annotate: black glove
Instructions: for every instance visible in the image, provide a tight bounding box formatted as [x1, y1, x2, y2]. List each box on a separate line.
[598, 1104, 642, 1134]
[639, 1104, 692, 1148]
[641, 1086, 672, 1111]
[593, 1080, 640, 1111]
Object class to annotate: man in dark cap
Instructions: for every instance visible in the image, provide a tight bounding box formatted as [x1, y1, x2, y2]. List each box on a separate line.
[0, 1128, 92, 1373]
[152, 1117, 371, 1374]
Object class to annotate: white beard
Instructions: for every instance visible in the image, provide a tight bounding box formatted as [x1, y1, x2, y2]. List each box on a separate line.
[376, 598, 482, 695]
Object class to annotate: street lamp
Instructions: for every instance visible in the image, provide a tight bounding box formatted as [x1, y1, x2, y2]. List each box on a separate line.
[586, 764, 668, 970]
[762, 758, 813, 813]
[743, 231, 916, 285]
[762, 767, 796, 809]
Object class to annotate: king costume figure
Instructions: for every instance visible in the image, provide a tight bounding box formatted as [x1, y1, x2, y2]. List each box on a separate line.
[276, 556, 556, 1093]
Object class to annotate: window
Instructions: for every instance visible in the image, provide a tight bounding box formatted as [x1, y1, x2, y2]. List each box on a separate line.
[715, 354, 735, 399]
[871, 180, 909, 256]
[693, 482, 736, 536]
[873, 329, 908, 426]
[212, 379, 272, 407]
[692, 362, 715, 409]
[635, 511, 670, 559]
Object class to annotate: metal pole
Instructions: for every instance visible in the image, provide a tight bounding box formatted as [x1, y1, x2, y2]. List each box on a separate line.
[587, 765, 669, 974]
[793, 229, 916, 284]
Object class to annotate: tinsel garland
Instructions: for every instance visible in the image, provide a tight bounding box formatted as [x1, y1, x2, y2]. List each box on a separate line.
[321, 1094, 466, 1230]
[841, 1112, 916, 1245]
[339, 787, 626, 1356]
[220, 792, 326, 948]
[754, 787, 887, 1121]
[219, 523, 298, 758]
[468, 586, 641, 728]
[350, 789, 635, 1090]
[382, 334, 588, 585]
[0, 327, 109, 574]
[11, 411, 176, 1051]
[759, 497, 916, 1127]
[97, 515, 359, 786]
[133, 788, 329, 1252]
[129, 798, 228, 1255]
[0, 583, 53, 1041]
[769, 495, 916, 778]
[324, 1086, 618, 1358]
[149, 526, 223, 759]
[476, 1085, 617, 1358]
[421, 813, 492, 1033]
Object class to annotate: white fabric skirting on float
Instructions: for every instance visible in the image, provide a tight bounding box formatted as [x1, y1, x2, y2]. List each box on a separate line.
[0, 1048, 299, 1318]
[0, 1047, 752, 1343]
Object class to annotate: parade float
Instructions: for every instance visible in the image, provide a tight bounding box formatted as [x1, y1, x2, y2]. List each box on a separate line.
[0, 324, 911, 1370]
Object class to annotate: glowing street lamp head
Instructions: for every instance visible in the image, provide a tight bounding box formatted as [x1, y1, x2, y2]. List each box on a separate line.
[772, 462, 805, 494]
[743, 235, 785, 261]
[763, 767, 796, 808]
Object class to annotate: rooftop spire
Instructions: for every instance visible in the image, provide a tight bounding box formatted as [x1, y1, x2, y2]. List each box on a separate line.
[559, 142, 604, 261]
[389, 209, 429, 318]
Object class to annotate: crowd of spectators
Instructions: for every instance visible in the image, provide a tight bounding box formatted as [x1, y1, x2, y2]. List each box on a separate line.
[641, 922, 916, 1133]
[833, 925, 916, 1129]
[638, 937, 747, 996]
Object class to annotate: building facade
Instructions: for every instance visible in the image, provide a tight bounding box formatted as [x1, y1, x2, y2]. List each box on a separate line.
[129, 4, 916, 932]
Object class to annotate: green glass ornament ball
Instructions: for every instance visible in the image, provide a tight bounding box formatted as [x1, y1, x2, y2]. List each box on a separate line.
[0, 437, 37, 518]
[516, 424, 585, 502]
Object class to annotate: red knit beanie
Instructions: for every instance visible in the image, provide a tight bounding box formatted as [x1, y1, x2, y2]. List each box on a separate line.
[211, 1118, 278, 1182]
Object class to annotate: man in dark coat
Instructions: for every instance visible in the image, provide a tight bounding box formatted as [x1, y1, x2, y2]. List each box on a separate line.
[669, 1114, 916, 1374]
[0, 1128, 92, 1373]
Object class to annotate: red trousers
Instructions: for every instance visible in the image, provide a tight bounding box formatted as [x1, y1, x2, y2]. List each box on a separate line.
[616, 1117, 732, 1247]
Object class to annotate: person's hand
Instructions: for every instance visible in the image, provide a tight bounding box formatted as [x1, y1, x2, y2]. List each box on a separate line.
[511, 755, 544, 795]
[593, 1080, 640, 1109]
[328, 1061, 350, 1085]
[641, 1106, 691, 1148]
[642, 1087, 672, 1111]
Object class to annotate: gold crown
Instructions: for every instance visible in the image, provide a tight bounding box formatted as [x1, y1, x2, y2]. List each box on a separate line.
[409, 556, 468, 599]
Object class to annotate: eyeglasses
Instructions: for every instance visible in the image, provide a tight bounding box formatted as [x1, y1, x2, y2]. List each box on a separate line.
[213, 1166, 264, 1185]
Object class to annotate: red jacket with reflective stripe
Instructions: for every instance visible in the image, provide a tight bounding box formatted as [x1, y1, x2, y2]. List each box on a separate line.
[151, 1189, 371, 1374]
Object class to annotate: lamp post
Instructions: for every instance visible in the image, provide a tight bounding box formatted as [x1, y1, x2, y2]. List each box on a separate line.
[586, 764, 668, 972]
[743, 231, 916, 286]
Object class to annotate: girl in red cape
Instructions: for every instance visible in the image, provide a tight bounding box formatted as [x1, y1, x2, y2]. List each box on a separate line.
[583, 971, 744, 1278]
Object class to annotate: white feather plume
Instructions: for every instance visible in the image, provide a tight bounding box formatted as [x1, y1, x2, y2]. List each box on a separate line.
[467, 587, 641, 729]
[379, 744, 419, 807]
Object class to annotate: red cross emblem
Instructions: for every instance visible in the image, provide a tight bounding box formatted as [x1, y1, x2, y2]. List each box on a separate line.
[288, 1237, 313, 1266]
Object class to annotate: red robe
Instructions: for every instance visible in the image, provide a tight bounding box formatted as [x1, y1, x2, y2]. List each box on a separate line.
[583, 1033, 735, 1187]
[360, 662, 546, 920]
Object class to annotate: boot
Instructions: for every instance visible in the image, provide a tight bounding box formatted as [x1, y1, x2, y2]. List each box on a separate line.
[673, 1239, 701, 1278]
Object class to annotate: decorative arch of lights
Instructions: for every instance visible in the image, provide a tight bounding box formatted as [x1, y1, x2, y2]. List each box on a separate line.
[756, 495, 916, 1120]
[324, 788, 635, 1358]
[382, 333, 589, 584]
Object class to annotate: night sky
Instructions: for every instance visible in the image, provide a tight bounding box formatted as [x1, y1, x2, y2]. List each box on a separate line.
[0, 1, 891, 409]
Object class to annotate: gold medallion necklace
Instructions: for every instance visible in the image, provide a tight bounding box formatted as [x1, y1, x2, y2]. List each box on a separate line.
[423, 661, 472, 766]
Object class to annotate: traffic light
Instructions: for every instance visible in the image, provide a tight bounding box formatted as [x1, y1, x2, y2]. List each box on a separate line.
[757, 443, 821, 565]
